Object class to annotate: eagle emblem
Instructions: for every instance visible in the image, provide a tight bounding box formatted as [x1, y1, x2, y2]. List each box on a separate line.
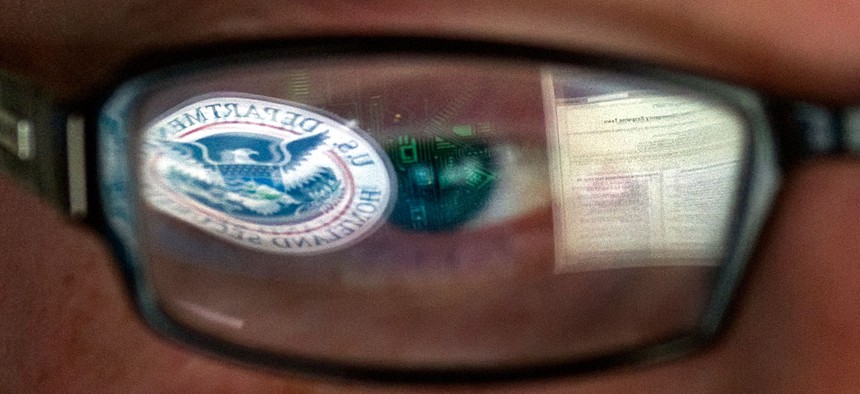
[158, 131, 343, 224]
[141, 94, 395, 255]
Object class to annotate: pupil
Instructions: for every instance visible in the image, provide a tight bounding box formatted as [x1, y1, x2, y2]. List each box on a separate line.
[386, 135, 497, 231]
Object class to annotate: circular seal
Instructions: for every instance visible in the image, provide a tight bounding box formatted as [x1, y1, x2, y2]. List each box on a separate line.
[140, 94, 395, 255]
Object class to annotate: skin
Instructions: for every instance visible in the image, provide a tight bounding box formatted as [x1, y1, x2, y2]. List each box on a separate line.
[2, 0, 860, 392]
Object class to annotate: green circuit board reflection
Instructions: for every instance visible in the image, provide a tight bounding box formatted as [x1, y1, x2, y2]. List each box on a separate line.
[385, 130, 497, 232]
[283, 70, 499, 231]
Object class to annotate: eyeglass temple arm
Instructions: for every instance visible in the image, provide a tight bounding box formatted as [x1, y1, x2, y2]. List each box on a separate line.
[0, 71, 86, 219]
[843, 108, 860, 154]
[772, 102, 860, 165]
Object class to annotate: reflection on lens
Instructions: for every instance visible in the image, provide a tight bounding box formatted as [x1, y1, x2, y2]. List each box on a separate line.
[386, 134, 496, 231]
[544, 84, 745, 270]
[140, 95, 396, 255]
[103, 55, 753, 372]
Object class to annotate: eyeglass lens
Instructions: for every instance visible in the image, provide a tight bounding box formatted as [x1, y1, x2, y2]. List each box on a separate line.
[100, 55, 750, 368]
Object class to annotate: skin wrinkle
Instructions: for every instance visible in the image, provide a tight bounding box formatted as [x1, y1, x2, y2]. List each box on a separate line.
[2, 1, 860, 393]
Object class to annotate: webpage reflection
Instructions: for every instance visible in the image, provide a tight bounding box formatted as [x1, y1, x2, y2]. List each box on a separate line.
[547, 88, 746, 270]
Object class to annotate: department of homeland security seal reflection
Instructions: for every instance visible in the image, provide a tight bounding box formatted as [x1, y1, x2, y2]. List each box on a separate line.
[141, 94, 395, 255]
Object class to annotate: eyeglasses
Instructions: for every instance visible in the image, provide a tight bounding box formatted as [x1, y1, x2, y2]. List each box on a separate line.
[1, 36, 855, 383]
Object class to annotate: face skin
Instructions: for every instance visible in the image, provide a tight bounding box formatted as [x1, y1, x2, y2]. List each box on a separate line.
[2, 0, 860, 392]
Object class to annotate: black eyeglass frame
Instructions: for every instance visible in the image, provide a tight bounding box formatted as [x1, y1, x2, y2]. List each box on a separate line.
[0, 36, 850, 384]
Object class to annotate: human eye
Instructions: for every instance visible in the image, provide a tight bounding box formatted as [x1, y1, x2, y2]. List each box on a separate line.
[135, 58, 555, 278]
[101, 52, 752, 373]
